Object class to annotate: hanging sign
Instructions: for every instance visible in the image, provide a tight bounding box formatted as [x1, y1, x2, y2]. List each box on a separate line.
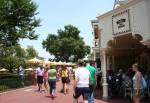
[112, 9, 131, 36]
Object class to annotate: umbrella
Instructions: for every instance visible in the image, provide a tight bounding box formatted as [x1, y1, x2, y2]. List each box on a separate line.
[0, 68, 8, 72]
[57, 61, 64, 65]
[44, 60, 51, 65]
[25, 68, 34, 71]
[50, 61, 58, 66]
[26, 58, 43, 64]
[66, 62, 76, 66]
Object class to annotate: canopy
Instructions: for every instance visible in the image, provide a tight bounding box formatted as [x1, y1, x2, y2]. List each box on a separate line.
[0, 68, 8, 72]
[25, 68, 34, 71]
[26, 58, 43, 64]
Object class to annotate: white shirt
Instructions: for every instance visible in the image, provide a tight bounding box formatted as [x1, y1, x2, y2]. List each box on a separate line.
[19, 66, 24, 76]
[75, 67, 90, 87]
[36, 67, 44, 76]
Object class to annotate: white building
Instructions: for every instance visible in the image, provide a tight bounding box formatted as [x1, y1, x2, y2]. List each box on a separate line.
[91, 0, 150, 99]
[91, 20, 101, 69]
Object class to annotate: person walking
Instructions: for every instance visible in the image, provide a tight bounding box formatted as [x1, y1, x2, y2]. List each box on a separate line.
[73, 60, 90, 103]
[132, 63, 143, 103]
[18, 66, 25, 86]
[86, 62, 97, 103]
[43, 65, 49, 92]
[36, 65, 44, 92]
[48, 66, 57, 99]
[61, 66, 70, 94]
[31, 69, 37, 86]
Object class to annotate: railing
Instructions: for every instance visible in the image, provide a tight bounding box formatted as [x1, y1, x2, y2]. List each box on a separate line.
[0, 74, 32, 92]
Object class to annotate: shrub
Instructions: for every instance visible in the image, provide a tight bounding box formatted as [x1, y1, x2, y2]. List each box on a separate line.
[0, 73, 32, 92]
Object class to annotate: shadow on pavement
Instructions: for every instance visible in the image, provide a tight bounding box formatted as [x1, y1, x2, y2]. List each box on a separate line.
[94, 88, 132, 103]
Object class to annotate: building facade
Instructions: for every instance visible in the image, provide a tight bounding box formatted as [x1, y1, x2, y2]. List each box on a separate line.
[91, 20, 101, 69]
[92, 0, 150, 99]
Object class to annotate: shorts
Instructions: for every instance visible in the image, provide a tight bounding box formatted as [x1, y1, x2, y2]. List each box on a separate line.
[61, 77, 68, 83]
[37, 76, 43, 84]
[73, 87, 89, 100]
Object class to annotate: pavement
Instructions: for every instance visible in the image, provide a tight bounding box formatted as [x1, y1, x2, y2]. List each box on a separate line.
[0, 81, 149, 103]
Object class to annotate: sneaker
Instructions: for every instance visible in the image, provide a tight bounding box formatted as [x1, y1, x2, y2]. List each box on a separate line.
[51, 95, 56, 100]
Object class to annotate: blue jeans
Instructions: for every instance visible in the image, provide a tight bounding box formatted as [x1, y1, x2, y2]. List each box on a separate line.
[89, 85, 94, 103]
[73, 87, 89, 100]
[48, 79, 56, 94]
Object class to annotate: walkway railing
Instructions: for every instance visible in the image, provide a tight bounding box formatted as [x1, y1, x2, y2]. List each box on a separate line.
[0, 74, 32, 92]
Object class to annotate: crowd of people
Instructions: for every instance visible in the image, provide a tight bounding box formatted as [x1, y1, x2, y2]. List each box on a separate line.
[107, 63, 150, 103]
[18, 61, 150, 103]
[33, 65, 70, 98]
[30, 60, 97, 103]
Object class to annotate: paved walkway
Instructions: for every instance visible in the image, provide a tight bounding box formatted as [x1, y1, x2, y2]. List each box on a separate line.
[0, 81, 149, 103]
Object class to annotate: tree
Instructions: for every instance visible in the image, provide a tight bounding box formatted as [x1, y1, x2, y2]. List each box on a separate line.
[0, 45, 26, 72]
[0, 0, 40, 46]
[0, 45, 25, 58]
[0, 56, 24, 72]
[42, 25, 90, 62]
[26, 45, 38, 59]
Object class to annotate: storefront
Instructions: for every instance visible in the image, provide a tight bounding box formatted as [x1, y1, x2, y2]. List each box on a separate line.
[92, 0, 150, 99]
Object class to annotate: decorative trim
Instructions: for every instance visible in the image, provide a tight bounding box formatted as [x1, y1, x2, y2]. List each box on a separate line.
[97, 0, 143, 19]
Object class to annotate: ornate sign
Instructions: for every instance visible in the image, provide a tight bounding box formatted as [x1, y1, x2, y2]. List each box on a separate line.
[112, 9, 131, 36]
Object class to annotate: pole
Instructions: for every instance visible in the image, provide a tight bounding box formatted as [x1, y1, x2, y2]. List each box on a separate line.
[102, 50, 108, 100]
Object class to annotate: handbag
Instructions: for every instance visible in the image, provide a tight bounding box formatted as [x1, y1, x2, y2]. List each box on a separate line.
[142, 77, 147, 89]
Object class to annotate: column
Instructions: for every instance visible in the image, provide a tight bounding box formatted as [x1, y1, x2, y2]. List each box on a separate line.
[102, 50, 108, 100]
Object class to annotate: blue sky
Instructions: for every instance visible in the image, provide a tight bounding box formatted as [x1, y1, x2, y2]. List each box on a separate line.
[20, 0, 114, 60]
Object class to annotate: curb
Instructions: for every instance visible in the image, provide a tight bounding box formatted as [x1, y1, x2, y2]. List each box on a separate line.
[0, 86, 32, 96]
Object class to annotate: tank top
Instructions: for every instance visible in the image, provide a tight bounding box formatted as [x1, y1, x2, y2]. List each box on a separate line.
[132, 72, 142, 89]
[61, 69, 68, 77]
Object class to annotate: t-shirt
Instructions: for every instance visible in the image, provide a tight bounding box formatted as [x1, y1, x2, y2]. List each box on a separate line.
[18, 66, 24, 76]
[75, 67, 90, 87]
[48, 69, 57, 80]
[86, 65, 96, 85]
[36, 67, 44, 76]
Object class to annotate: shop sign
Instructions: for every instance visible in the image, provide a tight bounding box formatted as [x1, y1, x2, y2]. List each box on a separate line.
[112, 9, 131, 36]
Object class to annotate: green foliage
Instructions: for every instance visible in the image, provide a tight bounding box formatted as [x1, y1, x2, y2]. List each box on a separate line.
[0, 0, 40, 46]
[0, 45, 39, 72]
[26, 45, 38, 59]
[14, 45, 26, 58]
[0, 74, 32, 92]
[0, 45, 25, 72]
[0, 45, 26, 58]
[0, 56, 24, 72]
[42, 25, 90, 62]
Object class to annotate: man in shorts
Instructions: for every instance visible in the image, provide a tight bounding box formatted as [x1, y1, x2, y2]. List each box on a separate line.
[73, 60, 90, 103]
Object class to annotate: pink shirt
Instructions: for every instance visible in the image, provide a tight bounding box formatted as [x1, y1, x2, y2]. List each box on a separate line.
[43, 71, 48, 80]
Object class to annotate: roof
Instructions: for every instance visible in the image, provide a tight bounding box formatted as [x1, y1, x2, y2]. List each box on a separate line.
[96, 0, 143, 20]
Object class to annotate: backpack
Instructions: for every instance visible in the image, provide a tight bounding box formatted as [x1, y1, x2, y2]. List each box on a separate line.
[142, 77, 147, 89]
